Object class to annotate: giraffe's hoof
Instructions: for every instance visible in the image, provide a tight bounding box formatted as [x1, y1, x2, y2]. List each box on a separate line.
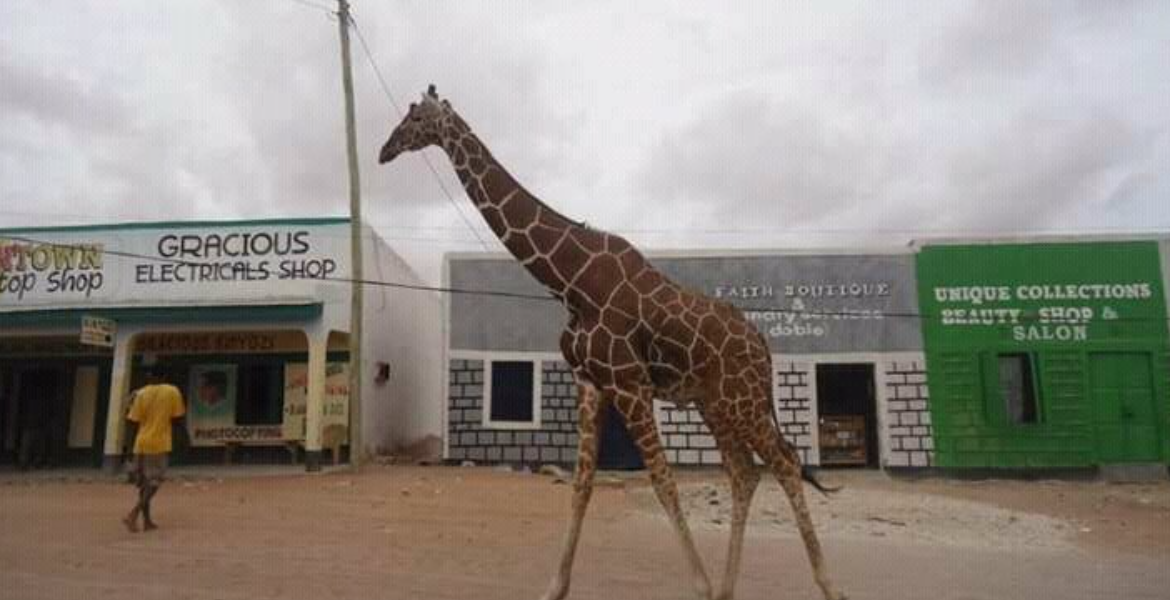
[538, 577, 569, 600]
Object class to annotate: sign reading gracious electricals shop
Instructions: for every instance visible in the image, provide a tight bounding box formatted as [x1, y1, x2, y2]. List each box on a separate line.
[0, 220, 349, 307]
[917, 242, 1169, 346]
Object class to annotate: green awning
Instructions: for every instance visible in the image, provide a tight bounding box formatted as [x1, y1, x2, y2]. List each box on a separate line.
[0, 303, 323, 330]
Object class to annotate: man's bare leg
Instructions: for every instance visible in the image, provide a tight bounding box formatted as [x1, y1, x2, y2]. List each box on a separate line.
[141, 483, 159, 530]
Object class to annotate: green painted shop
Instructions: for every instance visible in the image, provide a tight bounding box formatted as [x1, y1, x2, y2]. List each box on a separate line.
[917, 239, 1170, 469]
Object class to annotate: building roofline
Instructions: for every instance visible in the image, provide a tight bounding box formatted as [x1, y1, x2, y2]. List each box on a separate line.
[0, 216, 351, 235]
[910, 231, 1170, 247]
[444, 244, 917, 263]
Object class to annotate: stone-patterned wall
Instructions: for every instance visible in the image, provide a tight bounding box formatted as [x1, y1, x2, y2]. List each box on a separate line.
[653, 402, 721, 465]
[883, 359, 934, 467]
[653, 359, 814, 466]
[448, 355, 937, 470]
[774, 359, 814, 464]
[447, 358, 578, 464]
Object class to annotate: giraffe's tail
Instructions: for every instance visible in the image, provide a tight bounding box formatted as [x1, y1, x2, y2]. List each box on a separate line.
[801, 465, 843, 496]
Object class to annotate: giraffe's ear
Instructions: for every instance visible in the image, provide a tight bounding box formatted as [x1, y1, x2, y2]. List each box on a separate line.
[441, 99, 451, 108]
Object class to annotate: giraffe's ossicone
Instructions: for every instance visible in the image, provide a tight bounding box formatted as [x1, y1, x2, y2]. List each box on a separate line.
[379, 85, 846, 600]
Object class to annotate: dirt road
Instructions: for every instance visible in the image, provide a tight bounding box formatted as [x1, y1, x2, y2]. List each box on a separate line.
[1, 466, 1167, 600]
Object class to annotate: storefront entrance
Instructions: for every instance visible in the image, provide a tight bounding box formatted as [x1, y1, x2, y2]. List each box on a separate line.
[1090, 352, 1161, 463]
[598, 402, 644, 470]
[0, 363, 109, 469]
[816, 363, 879, 468]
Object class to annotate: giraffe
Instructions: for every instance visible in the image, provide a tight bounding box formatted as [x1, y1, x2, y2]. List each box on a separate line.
[378, 85, 846, 600]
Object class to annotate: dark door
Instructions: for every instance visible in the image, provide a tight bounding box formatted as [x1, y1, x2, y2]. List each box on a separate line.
[1090, 352, 1160, 463]
[16, 368, 64, 469]
[816, 363, 878, 468]
[0, 368, 13, 463]
[598, 402, 644, 470]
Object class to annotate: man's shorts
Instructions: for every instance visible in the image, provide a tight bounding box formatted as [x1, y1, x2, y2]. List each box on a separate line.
[135, 453, 168, 485]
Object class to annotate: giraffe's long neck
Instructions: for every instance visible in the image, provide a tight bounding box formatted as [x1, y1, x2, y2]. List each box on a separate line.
[438, 112, 582, 297]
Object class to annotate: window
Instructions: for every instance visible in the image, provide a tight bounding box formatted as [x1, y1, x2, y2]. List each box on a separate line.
[236, 363, 285, 426]
[997, 353, 1040, 425]
[485, 360, 540, 428]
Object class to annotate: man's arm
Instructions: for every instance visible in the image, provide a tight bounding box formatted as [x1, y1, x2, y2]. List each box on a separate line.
[124, 392, 140, 454]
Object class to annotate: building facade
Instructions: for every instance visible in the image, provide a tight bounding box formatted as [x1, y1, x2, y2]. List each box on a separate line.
[444, 249, 931, 469]
[917, 240, 1170, 469]
[0, 218, 442, 470]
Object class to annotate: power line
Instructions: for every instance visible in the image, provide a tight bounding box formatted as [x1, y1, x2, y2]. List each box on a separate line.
[4, 234, 1169, 323]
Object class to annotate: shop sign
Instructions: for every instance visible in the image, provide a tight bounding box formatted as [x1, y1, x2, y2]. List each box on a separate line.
[448, 253, 922, 354]
[917, 242, 1169, 346]
[323, 362, 350, 443]
[0, 239, 104, 301]
[187, 364, 239, 446]
[80, 315, 116, 347]
[0, 222, 349, 307]
[283, 363, 309, 440]
[135, 331, 305, 355]
[191, 425, 284, 443]
[282, 362, 349, 443]
[722, 281, 892, 340]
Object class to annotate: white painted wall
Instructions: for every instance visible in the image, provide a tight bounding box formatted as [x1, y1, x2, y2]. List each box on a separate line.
[361, 226, 443, 457]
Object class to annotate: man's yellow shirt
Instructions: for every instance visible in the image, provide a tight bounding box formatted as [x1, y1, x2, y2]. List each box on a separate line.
[128, 384, 185, 455]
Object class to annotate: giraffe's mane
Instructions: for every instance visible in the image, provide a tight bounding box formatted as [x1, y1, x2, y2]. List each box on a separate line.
[433, 93, 588, 231]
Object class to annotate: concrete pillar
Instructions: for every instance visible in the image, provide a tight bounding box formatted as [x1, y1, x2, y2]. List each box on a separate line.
[101, 331, 136, 472]
[303, 332, 328, 471]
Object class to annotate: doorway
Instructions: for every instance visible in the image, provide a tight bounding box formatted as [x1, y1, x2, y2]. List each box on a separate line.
[13, 368, 68, 469]
[1089, 352, 1160, 463]
[598, 402, 644, 470]
[816, 363, 878, 468]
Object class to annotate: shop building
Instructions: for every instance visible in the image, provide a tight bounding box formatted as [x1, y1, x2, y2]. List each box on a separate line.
[0, 218, 442, 471]
[444, 249, 930, 469]
[916, 238, 1170, 469]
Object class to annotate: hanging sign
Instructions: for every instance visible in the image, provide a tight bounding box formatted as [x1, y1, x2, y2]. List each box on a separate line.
[80, 315, 116, 347]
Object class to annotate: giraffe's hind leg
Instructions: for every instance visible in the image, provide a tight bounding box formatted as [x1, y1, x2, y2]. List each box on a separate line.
[710, 432, 759, 600]
[614, 386, 713, 600]
[748, 421, 847, 600]
[540, 384, 604, 600]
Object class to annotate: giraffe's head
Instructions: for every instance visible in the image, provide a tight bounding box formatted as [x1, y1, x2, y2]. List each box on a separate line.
[379, 84, 449, 164]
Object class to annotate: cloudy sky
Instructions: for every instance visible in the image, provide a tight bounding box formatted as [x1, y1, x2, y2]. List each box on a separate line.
[1, 1, 1168, 282]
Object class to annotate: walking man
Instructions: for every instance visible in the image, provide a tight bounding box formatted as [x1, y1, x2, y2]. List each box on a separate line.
[123, 368, 185, 532]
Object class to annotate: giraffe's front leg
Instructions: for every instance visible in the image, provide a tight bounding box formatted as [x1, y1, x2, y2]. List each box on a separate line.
[614, 387, 713, 600]
[540, 384, 603, 600]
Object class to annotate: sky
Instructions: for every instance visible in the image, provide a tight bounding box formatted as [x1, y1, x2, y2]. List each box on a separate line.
[1, 1, 1168, 283]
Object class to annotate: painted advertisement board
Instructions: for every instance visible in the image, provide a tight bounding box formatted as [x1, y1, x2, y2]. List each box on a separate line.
[449, 252, 922, 354]
[918, 242, 1168, 348]
[0, 220, 350, 310]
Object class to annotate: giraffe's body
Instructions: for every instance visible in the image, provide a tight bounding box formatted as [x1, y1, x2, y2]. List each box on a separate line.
[380, 86, 845, 600]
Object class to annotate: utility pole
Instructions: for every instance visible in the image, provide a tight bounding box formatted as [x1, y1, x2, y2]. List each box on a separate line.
[337, 0, 364, 467]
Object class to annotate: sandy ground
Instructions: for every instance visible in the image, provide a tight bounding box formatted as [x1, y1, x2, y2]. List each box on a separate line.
[0, 465, 1167, 600]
